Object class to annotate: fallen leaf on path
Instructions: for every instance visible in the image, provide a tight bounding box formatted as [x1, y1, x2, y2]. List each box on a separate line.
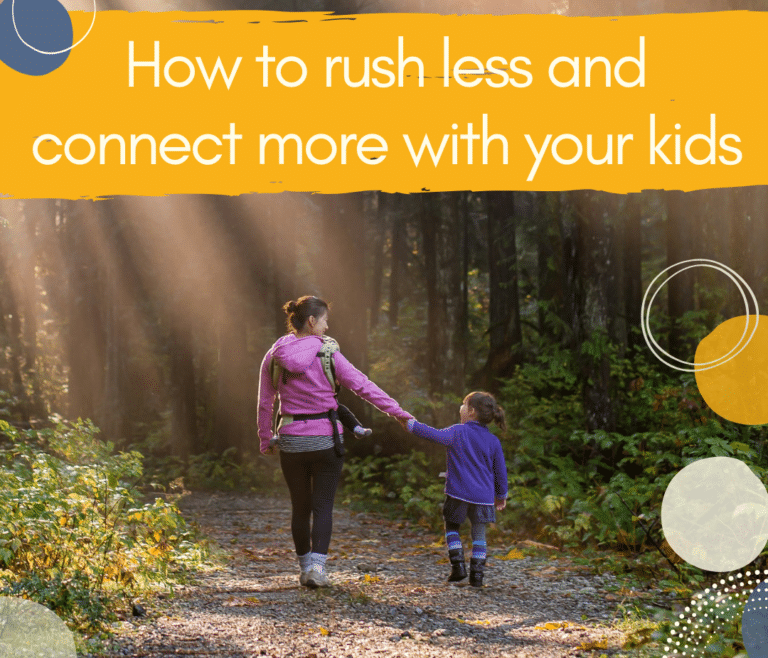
[222, 596, 262, 607]
[457, 618, 492, 626]
[535, 621, 584, 631]
[499, 548, 525, 560]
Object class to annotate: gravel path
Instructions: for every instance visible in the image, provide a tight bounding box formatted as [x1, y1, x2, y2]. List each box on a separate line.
[100, 492, 631, 658]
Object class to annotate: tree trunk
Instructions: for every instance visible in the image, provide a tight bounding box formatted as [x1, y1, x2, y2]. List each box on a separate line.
[421, 194, 440, 395]
[169, 323, 196, 460]
[573, 190, 615, 432]
[369, 192, 387, 329]
[537, 192, 563, 338]
[318, 193, 369, 424]
[16, 201, 46, 417]
[752, 187, 768, 306]
[482, 191, 522, 390]
[388, 195, 406, 328]
[207, 196, 260, 454]
[271, 197, 296, 337]
[624, 193, 643, 350]
[666, 190, 695, 359]
[63, 201, 106, 423]
[456, 191, 470, 389]
[0, 246, 26, 418]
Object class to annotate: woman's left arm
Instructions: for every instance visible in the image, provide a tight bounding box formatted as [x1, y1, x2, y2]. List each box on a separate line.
[257, 351, 278, 453]
[333, 352, 413, 420]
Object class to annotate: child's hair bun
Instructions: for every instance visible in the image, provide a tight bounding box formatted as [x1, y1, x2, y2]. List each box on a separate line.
[284, 300, 298, 314]
[465, 391, 507, 433]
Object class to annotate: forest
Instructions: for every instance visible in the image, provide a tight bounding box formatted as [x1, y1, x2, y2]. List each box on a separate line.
[0, 186, 766, 649]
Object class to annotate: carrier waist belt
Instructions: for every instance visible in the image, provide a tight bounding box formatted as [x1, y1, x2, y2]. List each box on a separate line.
[283, 409, 344, 458]
[291, 412, 333, 421]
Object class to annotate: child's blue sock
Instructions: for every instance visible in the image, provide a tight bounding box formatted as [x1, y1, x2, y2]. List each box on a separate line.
[446, 530, 462, 551]
[471, 523, 487, 560]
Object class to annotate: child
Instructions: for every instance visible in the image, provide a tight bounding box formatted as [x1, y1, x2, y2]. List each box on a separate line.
[403, 391, 508, 587]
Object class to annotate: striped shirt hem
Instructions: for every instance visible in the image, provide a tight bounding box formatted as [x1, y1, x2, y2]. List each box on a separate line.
[278, 434, 339, 453]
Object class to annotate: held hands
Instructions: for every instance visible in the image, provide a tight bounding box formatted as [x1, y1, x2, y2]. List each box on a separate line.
[495, 498, 507, 512]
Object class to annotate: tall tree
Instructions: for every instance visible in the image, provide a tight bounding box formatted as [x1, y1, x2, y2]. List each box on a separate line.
[480, 191, 522, 390]
[420, 194, 440, 395]
[208, 196, 263, 454]
[317, 193, 369, 423]
[666, 190, 695, 358]
[573, 190, 615, 432]
[63, 201, 107, 424]
[453, 191, 470, 390]
[536, 192, 563, 338]
[369, 192, 388, 329]
[623, 193, 643, 350]
[388, 195, 407, 328]
[270, 197, 296, 338]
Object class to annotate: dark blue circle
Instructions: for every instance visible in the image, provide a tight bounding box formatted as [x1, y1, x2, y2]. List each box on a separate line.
[743, 581, 768, 658]
[0, 0, 72, 76]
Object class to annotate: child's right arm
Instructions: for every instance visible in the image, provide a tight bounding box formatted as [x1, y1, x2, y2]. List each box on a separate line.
[405, 419, 458, 447]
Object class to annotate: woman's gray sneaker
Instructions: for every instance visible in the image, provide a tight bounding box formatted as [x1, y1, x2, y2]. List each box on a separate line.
[305, 570, 331, 589]
[300, 571, 310, 586]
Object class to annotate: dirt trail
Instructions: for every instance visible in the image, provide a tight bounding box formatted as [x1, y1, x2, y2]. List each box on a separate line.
[99, 492, 628, 658]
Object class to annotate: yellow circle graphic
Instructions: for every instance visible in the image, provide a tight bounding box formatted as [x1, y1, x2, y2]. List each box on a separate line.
[695, 315, 768, 425]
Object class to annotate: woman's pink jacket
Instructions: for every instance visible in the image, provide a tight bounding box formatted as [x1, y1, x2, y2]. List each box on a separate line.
[257, 334, 412, 453]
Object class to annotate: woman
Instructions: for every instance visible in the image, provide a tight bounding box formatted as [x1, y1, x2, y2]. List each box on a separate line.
[257, 295, 412, 589]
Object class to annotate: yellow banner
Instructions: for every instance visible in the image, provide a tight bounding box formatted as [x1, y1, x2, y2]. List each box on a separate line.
[1, 10, 764, 198]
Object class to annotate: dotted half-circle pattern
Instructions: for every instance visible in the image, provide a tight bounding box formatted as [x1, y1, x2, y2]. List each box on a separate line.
[665, 572, 758, 657]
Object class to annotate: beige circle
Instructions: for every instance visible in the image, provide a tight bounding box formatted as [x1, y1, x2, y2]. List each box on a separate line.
[661, 457, 768, 572]
[0, 597, 76, 657]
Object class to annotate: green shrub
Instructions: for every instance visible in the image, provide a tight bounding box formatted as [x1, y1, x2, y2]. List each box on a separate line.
[0, 418, 206, 633]
[343, 450, 445, 527]
[495, 340, 768, 551]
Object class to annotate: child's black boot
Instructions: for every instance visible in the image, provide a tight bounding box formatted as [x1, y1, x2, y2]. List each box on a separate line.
[469, 557, 486, 587]
[447, 547, 467, 582]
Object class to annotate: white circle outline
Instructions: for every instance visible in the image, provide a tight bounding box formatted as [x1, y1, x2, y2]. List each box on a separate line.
[641, 258, 759, 373]
[11, 0, 96, 56]
[646, 264, 750, 366]
[642, 260, 757, 371]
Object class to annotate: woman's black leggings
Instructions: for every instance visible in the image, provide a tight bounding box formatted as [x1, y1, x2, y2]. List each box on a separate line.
[279, 447, 344, 556]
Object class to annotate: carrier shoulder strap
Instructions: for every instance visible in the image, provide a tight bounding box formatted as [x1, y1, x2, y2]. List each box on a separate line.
[272, 336, 341, 433]
[269, 354, 284, 390]
[318, 335, 340, 396]
[270, 336, 340, 392]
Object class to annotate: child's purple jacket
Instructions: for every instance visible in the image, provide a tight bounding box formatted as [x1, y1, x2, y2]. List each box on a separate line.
[410, 420, 508, 505]
[258, 334, 411, 452]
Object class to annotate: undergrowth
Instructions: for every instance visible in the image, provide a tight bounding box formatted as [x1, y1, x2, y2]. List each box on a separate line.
[0, 418, 208, 638]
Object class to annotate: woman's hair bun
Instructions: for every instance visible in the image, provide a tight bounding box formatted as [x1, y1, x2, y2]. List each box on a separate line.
[282, 296, 329, 334]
